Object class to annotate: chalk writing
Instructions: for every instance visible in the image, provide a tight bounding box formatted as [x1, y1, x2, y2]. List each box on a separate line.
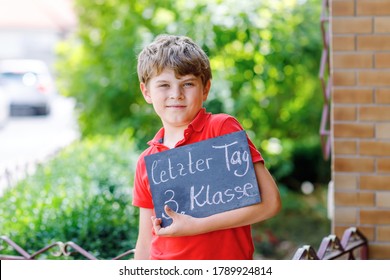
[212, 141, 250, 177]
[144, 130, 261, 227]
[190, 183, 258, 210]
[150, 153, 213, 185]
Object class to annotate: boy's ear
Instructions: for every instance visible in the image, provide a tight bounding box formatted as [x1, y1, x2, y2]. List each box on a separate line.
[140, 83, 152, 104]
[202, 80, 211, 101]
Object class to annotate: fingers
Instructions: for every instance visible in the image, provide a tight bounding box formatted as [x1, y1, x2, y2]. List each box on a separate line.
[151, 205, 177, 236]
[151, 216, 162, 234]
[151, 216, 162, 226]
[164, 205, 176, 218]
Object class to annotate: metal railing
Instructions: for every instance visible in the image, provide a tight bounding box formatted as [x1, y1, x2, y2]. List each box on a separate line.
[292, 227, 368, 260]
[2, 227, 367, 260]
[0, 235, 135, 260]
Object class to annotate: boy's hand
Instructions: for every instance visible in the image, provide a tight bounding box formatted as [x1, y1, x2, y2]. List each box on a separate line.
[151, 205, 197, 237]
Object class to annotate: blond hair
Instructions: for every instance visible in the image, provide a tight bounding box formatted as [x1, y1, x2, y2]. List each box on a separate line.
[137, 34, 212, 86]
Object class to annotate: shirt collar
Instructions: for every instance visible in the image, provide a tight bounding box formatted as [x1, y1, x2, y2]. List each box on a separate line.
[190, 108, 211, 132]
[148, 108, 211, 147]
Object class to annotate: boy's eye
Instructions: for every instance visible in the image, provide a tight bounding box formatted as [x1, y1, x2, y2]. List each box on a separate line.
[158, 84, 169, 88]
[183, 82, 194, 87]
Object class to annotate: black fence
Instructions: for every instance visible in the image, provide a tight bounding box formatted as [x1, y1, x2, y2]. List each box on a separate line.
[292, 227, 368, 260]
[1, 227, 367, 260]
[0, 235, 135, 260]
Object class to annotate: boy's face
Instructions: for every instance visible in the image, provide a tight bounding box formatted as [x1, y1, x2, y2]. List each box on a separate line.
[140, 68, 210, 132]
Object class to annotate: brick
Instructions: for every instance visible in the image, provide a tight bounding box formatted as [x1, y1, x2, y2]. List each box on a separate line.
[332, 0, 390, 256]
[333, 106, 356, 121]
[376, 88, 390, 103]
[369, 244, 390, 259]
[358, 35, 390, 50]
[375, 17, 390, 33]
[333, 53, 373, 69]
[361, 176, 390, 190]
[356, 226, 375, 241]
[333, 71, 356, 86]
[332, 1, 355, 16]
[334, 207, 357, 223]
[377, 124, 390, 139]
[361, 209, 390, 224]
[377, 192, 390, 207]
[359, 106, 390, 120]
[378, 158, 390, 172]
[357, 0, 390, 16]
[334, 157, 374, 172]
[335, 226, 351, 238]
[334, 174, 358, 190]
[335, 192, 375, 206]
[332, 36, 355, 51]
[332, 18, 373, 34]
[334, 226, 375, 241]
[375, 52, 390, 68]
[358, 71, 390, 86]
[334, 123, 374, 138]
[360, 141, 390, 156]
[378, 226, 390, 242]
[333, 88, 373, 104]
[334, 140, 357, 154]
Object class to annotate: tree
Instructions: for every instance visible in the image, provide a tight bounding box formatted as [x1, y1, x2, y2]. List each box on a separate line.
[57, 0, 327, 187]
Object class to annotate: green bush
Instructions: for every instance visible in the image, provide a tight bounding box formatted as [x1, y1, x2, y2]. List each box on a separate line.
[0, 132, 139, 259]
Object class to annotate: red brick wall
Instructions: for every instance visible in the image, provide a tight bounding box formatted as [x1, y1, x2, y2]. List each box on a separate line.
[331, 0, 390, 259]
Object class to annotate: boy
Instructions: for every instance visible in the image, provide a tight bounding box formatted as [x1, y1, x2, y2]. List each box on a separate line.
[132, 34, 281, 260]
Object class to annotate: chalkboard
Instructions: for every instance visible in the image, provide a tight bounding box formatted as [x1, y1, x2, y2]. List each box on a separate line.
[144, 130, 261, 227]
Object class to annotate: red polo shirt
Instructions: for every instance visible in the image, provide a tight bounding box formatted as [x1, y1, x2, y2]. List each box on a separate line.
[132, 108, 264, 260]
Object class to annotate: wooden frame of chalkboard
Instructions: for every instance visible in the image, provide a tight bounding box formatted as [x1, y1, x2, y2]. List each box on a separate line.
[144, 130, 261, 227]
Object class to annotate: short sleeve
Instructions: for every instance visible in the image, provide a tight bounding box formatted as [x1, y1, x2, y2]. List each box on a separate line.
[132, 153, 154, 208]
[212, 114, 264, 164]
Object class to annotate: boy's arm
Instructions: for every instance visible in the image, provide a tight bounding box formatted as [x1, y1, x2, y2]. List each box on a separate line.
[151, 162, 281, 237]
[134, 207, 153, 259]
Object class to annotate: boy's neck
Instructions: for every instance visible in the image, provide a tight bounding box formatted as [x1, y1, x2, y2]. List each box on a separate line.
[163, 126, 186, 149]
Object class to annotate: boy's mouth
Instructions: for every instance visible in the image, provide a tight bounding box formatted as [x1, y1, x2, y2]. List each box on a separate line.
[166, 105, 186, 108]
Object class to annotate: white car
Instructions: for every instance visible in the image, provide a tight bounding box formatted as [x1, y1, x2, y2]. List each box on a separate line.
[0, 59, 57, 116]
[0, 86, 10, 128]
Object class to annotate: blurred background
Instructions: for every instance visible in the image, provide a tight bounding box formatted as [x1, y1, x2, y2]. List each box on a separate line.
[0, 0, 75, 67]
[0, 0, 331, 259]
[0, 0, 79, 180]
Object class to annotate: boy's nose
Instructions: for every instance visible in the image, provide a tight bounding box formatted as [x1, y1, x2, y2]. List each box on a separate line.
[169, 86, 184, 99]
